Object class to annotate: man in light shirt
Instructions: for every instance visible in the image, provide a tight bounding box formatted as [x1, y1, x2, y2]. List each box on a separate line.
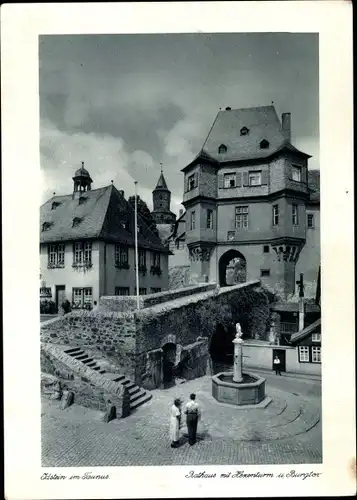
[184, 393, 201, 445]
[273, 355, 282, 375]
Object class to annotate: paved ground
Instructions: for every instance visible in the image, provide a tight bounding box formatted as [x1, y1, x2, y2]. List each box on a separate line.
[41, 372, 322, 466]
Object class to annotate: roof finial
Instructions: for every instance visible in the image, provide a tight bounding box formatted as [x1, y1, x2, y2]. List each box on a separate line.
[160, 162, 163, 174]
[111, 180, 113, 184]
[81, 161, 84, 169]
[53, 192, 56, 196]
[271, 101, 274, 105]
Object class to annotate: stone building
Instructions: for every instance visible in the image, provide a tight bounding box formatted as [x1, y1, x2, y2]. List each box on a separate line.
[170, 105, 320, 299]
[40, 164, 170, 310]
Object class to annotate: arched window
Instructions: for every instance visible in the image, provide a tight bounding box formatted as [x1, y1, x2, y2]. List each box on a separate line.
[240, 127, 249, 136]
[260, 139, 269, 149]
[218, 144, 227, 154]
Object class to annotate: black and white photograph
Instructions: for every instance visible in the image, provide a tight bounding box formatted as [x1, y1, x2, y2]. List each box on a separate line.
[2, 2, 355, 499]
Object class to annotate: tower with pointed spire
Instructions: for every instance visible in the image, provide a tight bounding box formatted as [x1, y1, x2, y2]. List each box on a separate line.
[151, 164, 176, 226]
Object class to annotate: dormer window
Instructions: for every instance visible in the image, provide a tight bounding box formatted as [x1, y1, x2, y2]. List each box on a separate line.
[72, 217, 82, 227]
[78, 196, 87, 205]
[260, 139, 269, 149]
[240, 127, 249, 136]
[42, 222, 53, 232]
[218, 144, 227, 154]
[51, 201, 60, 210]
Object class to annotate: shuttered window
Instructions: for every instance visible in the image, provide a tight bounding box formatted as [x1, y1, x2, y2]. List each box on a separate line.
[224, 173, 236, 188]
[261, 170, 269, 185]
[236, 172, 242, 187]
[243, 171, 249, 186]
[187, 172, 197, 191]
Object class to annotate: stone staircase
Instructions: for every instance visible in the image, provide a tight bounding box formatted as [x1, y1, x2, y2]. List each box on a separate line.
[64, 347, 152, 411]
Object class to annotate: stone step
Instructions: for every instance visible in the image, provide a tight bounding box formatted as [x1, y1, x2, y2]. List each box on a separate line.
[81, 358, 95, 364]
[122, 380, 136, 390]
[130, 388, 147, 403]
[86, 361, 97, 368]
[130, 392, 152, 410]
[92, 366, 101, 371]
[128, 386, 140, 396]
[73, 353, 88, 361]
[98, 370, 106, 374]
[109, 374, 126, 383]
[64, 347, 82, 355]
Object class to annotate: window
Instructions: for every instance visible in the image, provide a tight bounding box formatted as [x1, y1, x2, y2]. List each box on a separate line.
[260, 139, 269, 149]
[224, 173, 236, 188]
[240, 127, 249, 136]
[207, 209, 213, 229]
[249, 171, 262, 186]
[42, 222, 52, 232]
[73, 241, 92, 266]
[307, 213, 315, 228]
[298, 346, 310, 362]
[115, 244, 129, 268]
[235, 206, 249, 229]
[40, 287, 52, 297]
[151, 287, 162, 294]
[139, 249, 146, 268]
[291, 165, 301, 182]
[218, 144, 227, 154]
[115, 287, 130, 296]
[292, 204, 298, 225]
[227, 231, 235, 241]
[51, 201, 60, 210]
[311, 346, 321, 363]
[190, 211, 196, 230]
[151, 252, 160, 268]
[72, 217, 82, 227]
[48, 243, 65, 268]
[263, 245, 270, 253]
[312, 333, 321, 342]
[188, 174, 196, 191]
[272, 205, 279, 226]
[260, 269, 270, 277]
[72, 287, 93, 308]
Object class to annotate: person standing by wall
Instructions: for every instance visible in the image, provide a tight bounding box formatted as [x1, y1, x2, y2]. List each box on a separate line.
[273, 355, 282, 375]
[184, 393, 201, 446]
[169, 398, 182, 448]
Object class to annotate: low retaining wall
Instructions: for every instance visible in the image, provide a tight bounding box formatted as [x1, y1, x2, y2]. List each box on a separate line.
[41, 343, 130, 417]
[99, 282, 217, 312]
[242, 342, 321, 376]
[40, 310, 136, 378]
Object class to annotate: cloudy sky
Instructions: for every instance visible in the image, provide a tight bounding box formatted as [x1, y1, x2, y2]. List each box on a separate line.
[39, 33, 318, 213]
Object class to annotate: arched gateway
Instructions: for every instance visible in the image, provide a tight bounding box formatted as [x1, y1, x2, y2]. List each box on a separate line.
[219, 249, 247, 287]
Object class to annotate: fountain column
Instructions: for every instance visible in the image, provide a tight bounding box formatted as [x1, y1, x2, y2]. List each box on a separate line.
[232, 323, 244, 383]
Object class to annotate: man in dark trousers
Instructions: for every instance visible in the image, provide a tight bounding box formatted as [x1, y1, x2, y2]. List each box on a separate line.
[273, 355, 282, 375]
[184, 393, 201, 445]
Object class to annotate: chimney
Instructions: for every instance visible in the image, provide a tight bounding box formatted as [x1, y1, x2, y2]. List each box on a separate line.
[281, 113, 291, 142]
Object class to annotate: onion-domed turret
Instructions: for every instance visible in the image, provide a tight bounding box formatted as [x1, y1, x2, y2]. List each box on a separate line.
[72, 162, 93, 193]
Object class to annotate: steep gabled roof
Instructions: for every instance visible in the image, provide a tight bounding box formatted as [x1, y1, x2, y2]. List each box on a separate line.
[154, 172, 169, 190]
[40, 185, 168, 252]
[183, 106, 311, 168]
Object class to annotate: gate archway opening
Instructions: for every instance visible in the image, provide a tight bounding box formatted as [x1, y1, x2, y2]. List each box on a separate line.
[219, 250, 247, 287]
[209, 323, 235, 374]
[162, 342, 177, 388]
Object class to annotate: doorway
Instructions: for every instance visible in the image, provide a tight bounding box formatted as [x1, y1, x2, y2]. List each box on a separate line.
[162, 343, 177, 388]
[219, 249, 247, 287]
[272, 349, 286, 372]
[55, 285, 66, 312]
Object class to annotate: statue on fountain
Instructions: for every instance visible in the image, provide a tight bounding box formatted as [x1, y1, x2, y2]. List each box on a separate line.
[235, 322, 243, 339]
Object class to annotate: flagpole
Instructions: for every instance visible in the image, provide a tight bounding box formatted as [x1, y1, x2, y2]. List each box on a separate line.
[134, 181, 140, 310]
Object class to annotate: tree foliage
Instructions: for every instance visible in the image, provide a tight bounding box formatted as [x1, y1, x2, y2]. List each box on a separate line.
[128, 195, 159, 237]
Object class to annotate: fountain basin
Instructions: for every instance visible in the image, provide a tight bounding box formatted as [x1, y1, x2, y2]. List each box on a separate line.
[212, 371, 266, 406]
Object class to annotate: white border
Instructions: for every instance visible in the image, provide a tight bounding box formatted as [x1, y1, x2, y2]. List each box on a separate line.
[2, 2, 355, 499]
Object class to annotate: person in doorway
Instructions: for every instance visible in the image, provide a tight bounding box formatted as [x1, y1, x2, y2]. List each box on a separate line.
[169, 398, 182, 448]
[184, 393, 201, 445]
[273, 355, 282, 375]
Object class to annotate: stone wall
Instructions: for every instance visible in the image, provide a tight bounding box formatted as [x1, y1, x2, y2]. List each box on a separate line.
[40, 310, 136, 379]
[134, 281, 270, 386]
[99, 282, 217, 312]
[41, 343, 130, 417]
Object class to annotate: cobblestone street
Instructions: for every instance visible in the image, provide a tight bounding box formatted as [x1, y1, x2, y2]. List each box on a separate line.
[42, 372, 322, 466]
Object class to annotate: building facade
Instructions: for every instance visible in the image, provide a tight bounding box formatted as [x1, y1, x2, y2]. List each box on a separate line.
[40, 165, 170, 311]
[175, 105, 320, 299]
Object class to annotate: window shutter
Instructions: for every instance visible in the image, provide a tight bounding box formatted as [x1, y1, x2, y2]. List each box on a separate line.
[243, 171, 249, 186]
[186, 176, 190, 192]
[301, 167, 307, 183]
[194, 172, 198, 188]
[218, 174, 224, 189]
[261, 170, 268, 185]
[236, 172, 242, 187]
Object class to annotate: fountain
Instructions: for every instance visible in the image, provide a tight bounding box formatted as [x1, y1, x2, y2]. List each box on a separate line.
[212, 323, 269, 407]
